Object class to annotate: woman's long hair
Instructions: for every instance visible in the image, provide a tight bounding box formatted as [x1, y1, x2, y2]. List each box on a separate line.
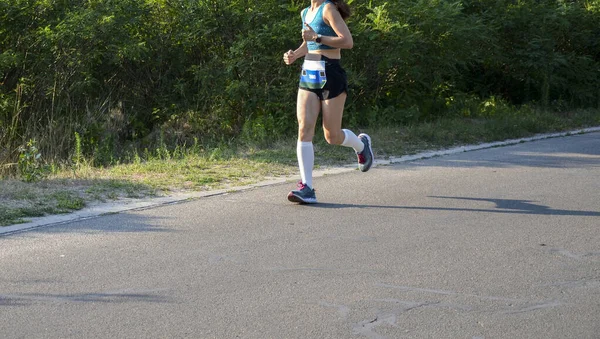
[330, 0, 351, 20]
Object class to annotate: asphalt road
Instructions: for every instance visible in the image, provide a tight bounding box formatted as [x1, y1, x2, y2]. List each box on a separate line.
[1, 133, 599, 339]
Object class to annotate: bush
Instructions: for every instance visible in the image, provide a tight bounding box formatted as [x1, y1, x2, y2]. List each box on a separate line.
[17, 139, 49, 182]
[1, 0, 599, 166]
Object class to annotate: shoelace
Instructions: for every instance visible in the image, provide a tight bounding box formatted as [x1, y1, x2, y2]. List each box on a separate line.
[296, 181, 315, 192]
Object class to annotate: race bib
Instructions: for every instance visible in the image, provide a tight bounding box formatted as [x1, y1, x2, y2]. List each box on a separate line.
[299, 60, 327, 89]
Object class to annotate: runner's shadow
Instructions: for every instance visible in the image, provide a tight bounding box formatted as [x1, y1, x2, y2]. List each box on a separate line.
[306, 197, 600, 217]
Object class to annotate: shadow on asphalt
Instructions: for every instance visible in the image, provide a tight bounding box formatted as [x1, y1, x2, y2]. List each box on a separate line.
[307, 196, 600, 217]
[2, 213, 176, 239]
[0, 291, 172, 306]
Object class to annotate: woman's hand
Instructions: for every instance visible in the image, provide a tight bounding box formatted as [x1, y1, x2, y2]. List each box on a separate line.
[302, 23, 318, 42]
[283, 50, 296, 65]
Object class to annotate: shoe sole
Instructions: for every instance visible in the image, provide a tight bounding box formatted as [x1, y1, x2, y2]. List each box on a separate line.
[358, 133, 374, 172]
[287, 192, 317, 204]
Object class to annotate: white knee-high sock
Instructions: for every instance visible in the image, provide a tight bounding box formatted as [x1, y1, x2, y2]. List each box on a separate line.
[341, 129, 365, 153]
[297, 141, 314, 188]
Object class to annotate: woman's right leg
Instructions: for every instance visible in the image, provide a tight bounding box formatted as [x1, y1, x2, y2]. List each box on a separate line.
[288, 89, 321, 203]
[296, 89, 321, 188]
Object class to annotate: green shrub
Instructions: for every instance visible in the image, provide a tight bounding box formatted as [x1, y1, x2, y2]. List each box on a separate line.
[1, 0, 598, 166]
[17, 139, 49, 182]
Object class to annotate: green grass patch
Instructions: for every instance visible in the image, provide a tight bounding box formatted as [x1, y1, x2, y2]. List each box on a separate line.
[0, 206, 42, 226]
[51, 191, 86, 211]
[0, 179, 157, 226]
[0, 186, 86, 226]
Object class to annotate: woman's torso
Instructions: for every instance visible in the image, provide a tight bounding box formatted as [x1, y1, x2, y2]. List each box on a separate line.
[303, 1, 341, 60]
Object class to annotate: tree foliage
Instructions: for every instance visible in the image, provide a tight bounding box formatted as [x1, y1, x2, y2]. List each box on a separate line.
[1, 0, 599, 164]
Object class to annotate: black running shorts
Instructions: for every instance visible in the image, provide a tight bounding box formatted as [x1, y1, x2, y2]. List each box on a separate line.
[299, 56, 348, 101]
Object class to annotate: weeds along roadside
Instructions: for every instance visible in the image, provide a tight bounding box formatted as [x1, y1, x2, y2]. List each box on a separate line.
[1, 108, 599, 227]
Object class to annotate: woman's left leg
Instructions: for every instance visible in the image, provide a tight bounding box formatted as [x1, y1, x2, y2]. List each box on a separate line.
[322, 93, 362, 149]
[322, 93, 374, 172]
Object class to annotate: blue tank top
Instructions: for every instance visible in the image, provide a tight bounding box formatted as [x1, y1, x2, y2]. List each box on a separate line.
[302, 1, 338, 51]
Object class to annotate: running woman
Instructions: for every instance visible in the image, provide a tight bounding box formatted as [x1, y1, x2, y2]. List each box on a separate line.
[283, 0, 373, 204]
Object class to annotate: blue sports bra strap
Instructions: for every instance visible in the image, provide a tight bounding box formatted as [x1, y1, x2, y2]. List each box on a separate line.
[316, 1, 327, 17]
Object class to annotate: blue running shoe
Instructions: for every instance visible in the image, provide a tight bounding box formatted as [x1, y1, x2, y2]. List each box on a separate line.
[287, 181, 317, 204]
[357, 133, 374, 172]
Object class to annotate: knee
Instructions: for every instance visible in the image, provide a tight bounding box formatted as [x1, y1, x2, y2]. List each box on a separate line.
[298, 126, 315, 142]
[323, 129, 343, 145]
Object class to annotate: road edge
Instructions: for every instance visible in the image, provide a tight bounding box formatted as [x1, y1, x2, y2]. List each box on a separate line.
[2, 126, 599, 236]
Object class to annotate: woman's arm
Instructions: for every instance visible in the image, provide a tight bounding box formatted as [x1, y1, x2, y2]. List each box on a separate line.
[284, 10, 311, 65]
[304, 3, 353, 49]
[284, 42, 308, 65]
[293, 42, 309, 59]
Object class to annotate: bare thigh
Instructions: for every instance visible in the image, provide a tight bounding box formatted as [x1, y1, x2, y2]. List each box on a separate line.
[296, 89, 321, 142]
